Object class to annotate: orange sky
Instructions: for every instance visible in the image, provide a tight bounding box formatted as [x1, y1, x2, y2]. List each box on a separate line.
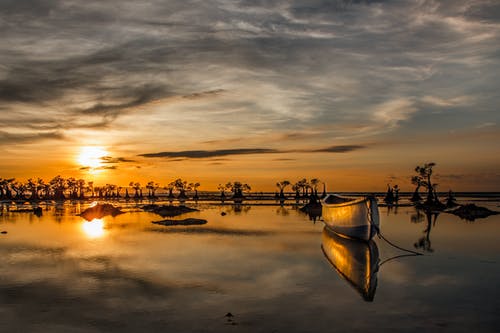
[1, 1, 499, 192]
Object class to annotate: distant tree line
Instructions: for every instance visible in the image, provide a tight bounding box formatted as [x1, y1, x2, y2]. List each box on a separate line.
[0, 175, 329, 203]
[276, 178, 326, 203]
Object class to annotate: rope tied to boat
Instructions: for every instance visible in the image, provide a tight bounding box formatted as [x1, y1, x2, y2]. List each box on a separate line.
[375, 225, 423, 256]
[366, 197, 423, 256]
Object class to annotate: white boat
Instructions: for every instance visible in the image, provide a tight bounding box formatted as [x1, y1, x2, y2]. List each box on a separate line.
[322, 194, 380, 241]
[321, 227, 379, 301]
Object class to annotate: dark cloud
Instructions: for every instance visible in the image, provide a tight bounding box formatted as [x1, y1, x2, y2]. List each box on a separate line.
[313, 145, 366, 153]
[100, 156, 136, 164]
[139, 148, 279, 159]
[139, 145, 366, 159]
[182, 89, 225, 100]
[0, 130, 64, 145]
[465, 2, 500, 23]
[80, 165, 117, 171]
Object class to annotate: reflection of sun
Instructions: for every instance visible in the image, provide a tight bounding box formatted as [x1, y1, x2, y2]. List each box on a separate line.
[82, 219, 105, 238]
[78, 146, 108, 168]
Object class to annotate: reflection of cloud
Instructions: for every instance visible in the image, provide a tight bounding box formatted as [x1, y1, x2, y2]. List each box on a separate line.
[147, 227, 273, 236]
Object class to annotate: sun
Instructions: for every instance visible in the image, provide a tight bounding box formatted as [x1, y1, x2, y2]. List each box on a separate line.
[78, 146, 108, 168]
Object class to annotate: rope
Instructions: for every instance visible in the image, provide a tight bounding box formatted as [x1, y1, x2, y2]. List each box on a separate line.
[378, 253, 421, 267]
[376, 228, 424, 256]
[367, 197, 423, 256]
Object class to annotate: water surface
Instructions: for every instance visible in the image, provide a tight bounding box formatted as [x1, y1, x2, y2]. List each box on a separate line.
[1, 199, 499, 332]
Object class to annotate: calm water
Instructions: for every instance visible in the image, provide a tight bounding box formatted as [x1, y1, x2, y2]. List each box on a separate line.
[1, 198, 499, 332]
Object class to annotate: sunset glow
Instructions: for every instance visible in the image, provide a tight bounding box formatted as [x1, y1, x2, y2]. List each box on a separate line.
[0, 1, 498, 191]
[77, 147, 108, 169]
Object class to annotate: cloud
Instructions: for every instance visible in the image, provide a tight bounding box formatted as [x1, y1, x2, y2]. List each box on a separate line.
[100, 156, 136, 164]
[139, 145, 366, 159]
[313, 145, 366, 153]
[0, 0, 498, 179]
[139, 148, 279, 159]
[79, 165, 117, 171]
[0, 130, 65, 145]
[182, 89, 225, 100]
[421, 95, 473, 107]
[373, 99, 417, 128]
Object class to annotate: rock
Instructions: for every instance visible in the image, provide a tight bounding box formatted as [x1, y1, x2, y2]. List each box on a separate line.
[221, 212, 227, 216]
[79, 203, 123, 221]
[450, 204, 499, 221]
[33, 207, 43, 217]
[142, 204, 198, 217]
[152, 218, 207, 226]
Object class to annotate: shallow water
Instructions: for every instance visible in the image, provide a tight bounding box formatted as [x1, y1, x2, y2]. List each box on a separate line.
[1, 198, 499, 332]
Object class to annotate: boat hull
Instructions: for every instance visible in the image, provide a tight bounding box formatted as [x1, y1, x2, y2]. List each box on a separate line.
[322, 194, 379, 241]
[321, 227, 379, 301]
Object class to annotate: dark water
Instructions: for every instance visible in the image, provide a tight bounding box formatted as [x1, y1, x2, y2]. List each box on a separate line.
[0, 199, 499, 332]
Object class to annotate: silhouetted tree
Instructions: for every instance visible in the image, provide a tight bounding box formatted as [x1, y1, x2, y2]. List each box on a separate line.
[410, 176, 423, 202]
[116, 186, 122, 198]
[0, 178, 15, 200]
[67, 177, 78, 199]
[146, 181, 159, 198]
[226, 181, 251, 199]
[87, 181, 95, 198]
[297, 178, 309, 198]
[292, 183, 301, 201]
[130, 182, 142, 199]
[413, 163, 437, 204]
[310, 178, 321, 200]
[276, 180, 290, 199]
[27, 178, 39, 200]
[217, 184, 226, 201]
[174, 178, 189, 199]
[189, 182, 200, 200]
[445, 190, 458, 208]
[320, 182, 327, 199]
[50, 175, 66, 201]
[11, 181, 26, 200]
[166, 182, 175, 199]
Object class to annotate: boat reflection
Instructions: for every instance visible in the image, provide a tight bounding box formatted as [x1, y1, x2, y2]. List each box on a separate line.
[321, 227, 379, 302]
[82, 218, 106, 238]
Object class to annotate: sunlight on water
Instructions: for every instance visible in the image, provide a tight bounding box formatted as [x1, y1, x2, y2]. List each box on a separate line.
[81, 219, 105, 238]
[0, 199, 499, 332]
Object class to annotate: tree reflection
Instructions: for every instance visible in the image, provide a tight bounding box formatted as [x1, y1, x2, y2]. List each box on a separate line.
[413, 210, 438, 253]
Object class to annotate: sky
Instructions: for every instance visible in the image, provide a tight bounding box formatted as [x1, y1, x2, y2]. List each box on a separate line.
[0, 0, 499, 191]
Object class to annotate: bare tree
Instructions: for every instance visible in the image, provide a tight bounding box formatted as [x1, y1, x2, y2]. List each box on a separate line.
[276, 180, 291, 199]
